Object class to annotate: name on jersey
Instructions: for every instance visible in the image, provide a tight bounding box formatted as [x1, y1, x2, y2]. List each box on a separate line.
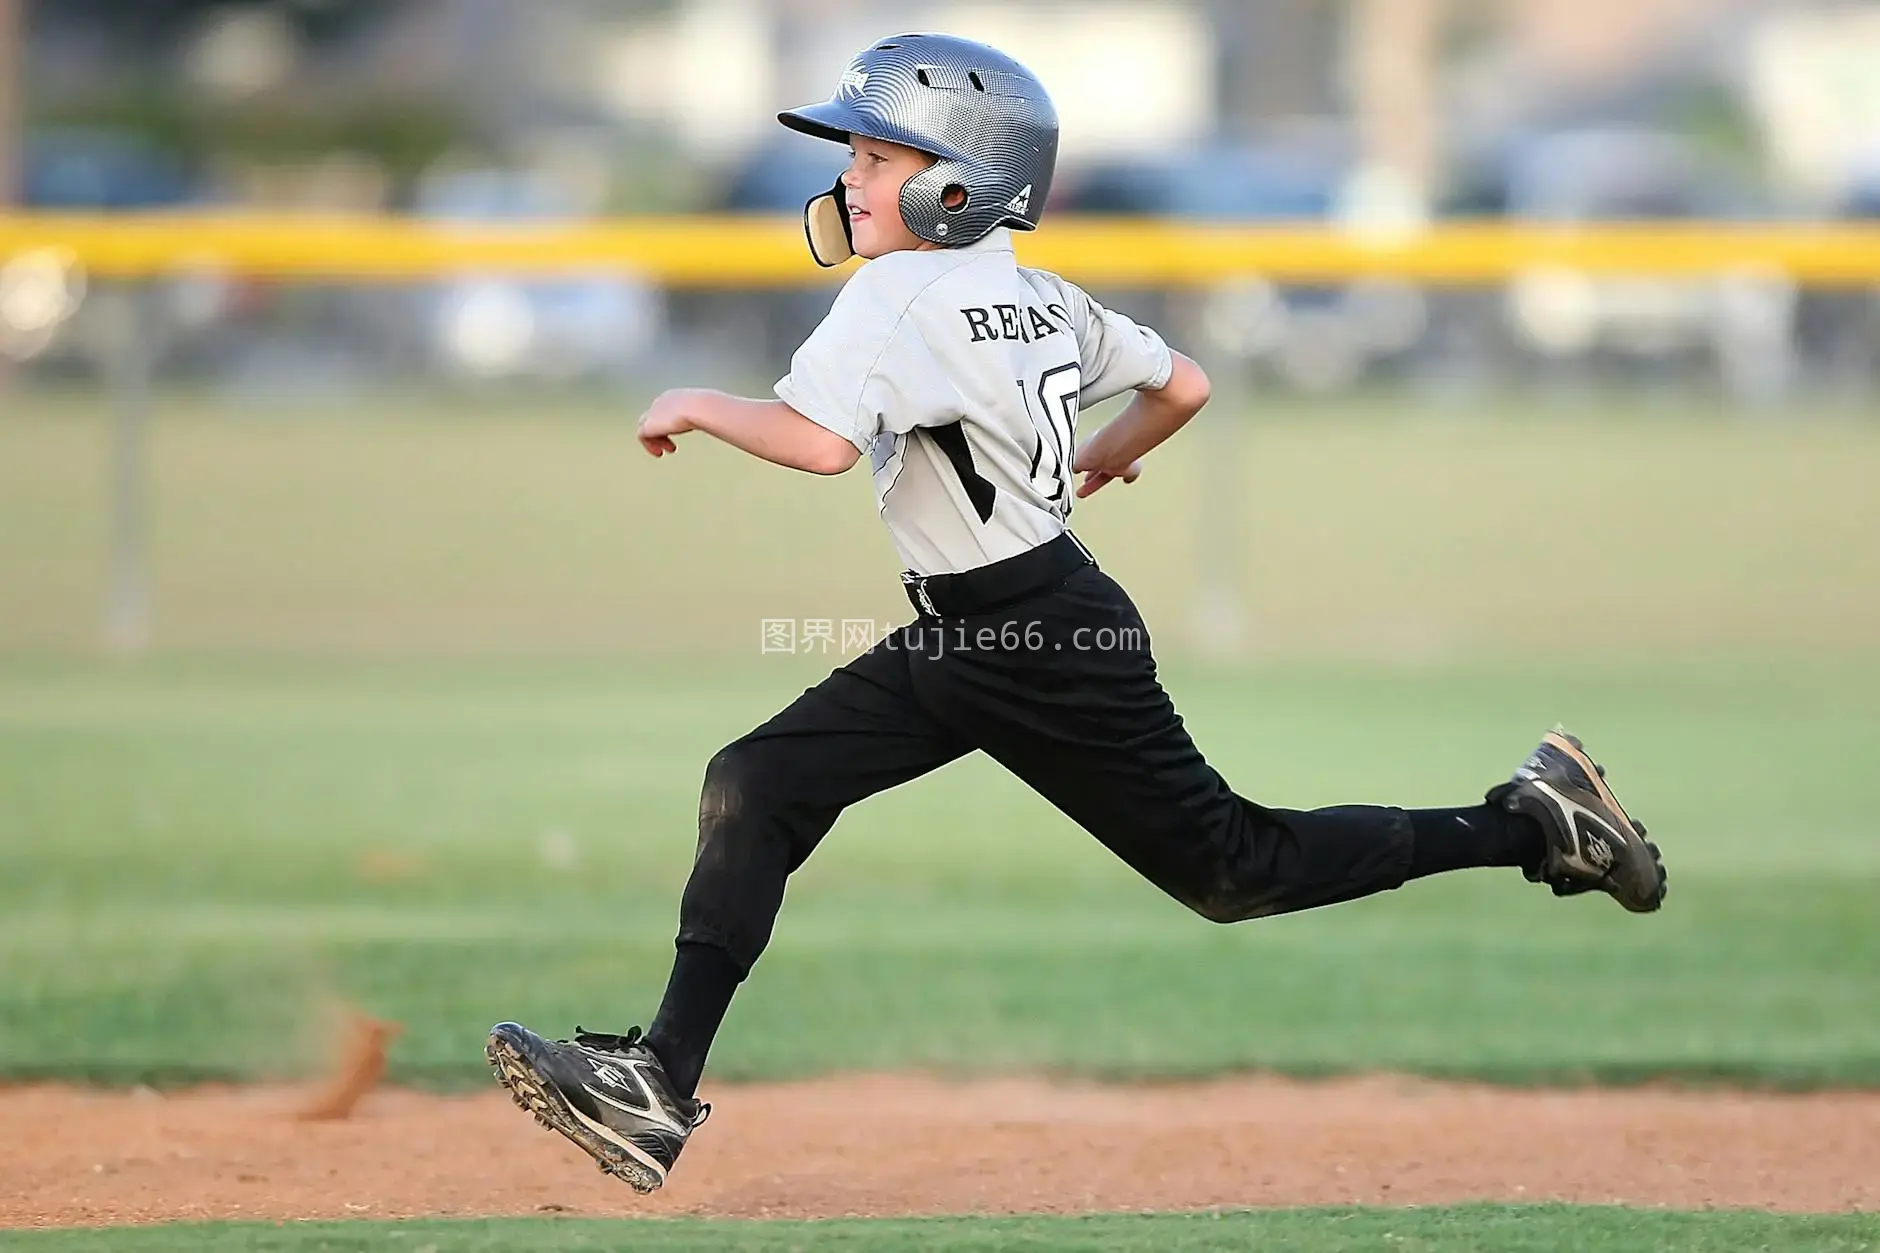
[960, 302, 1071, 345]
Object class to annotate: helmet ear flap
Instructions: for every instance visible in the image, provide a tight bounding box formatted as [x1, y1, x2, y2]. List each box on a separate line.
[804, 178, 855, 267]
[899, 160, 961, 246]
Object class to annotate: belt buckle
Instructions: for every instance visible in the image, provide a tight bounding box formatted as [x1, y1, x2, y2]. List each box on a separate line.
[902, 572, 939, 618]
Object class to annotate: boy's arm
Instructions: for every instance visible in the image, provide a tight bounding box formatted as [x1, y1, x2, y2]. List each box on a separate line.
[638, 388, 860, 476]
[1071, 351, 1211, 497]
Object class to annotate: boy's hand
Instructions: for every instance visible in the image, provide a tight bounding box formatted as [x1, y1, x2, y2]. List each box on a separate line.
[632, 390, 858, 474]
[637, 389, 701, 457]
[1067, 353, 1209, 494]
[1072, 437, 1143, 497]
[1075, 459, 1142, 498]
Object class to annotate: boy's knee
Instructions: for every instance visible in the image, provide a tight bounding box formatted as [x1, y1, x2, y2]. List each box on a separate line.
[1189, 896, 1239, 925]
[700, 741, 763, 829]
[696, 737, 834, 871]
[1185, 893, 1248, 924]
[1184, 886, 1286, 925]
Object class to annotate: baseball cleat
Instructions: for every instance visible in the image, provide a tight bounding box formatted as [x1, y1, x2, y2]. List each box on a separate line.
[1487, 729, 1666, 913]
[486, 1022, 708, 1193]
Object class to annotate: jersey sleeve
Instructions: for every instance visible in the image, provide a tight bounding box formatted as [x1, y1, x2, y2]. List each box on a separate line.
[774, 266, 965, 452]
[1052, 279, 1176, 406]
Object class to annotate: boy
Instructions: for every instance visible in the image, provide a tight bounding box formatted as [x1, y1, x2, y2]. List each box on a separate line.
[487, 33, 1666, 1194]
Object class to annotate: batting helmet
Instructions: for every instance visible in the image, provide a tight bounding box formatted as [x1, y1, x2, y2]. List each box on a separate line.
[779, 33, 1060, 267]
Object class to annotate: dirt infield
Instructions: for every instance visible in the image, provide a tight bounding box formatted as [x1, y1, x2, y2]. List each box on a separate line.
[5, 1075, 1878, 1228]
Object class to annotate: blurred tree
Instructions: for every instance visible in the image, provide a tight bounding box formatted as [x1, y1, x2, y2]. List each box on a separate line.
[0, 0, 17, 205]
[1666, 80, 1761, 175]
[0, 0, 15, 394]
[27, 0, 384, 46]
[31, 87, 466, 206]
[23, 0, 470, 207]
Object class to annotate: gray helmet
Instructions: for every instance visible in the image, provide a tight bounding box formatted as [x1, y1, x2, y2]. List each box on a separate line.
[779, 33, 1059, 267]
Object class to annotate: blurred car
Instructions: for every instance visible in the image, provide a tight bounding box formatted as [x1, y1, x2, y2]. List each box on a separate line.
[408, 168, 662, 384]
[1447, 128, 1795, 395]
[1051, 143, 1431, 393]
[23, 127, 197, 209]
[690, 135, 850, 374]
[3, 127, 230, 371]
[716, 135, 845, 217]
[1792, 170, 1880, 391]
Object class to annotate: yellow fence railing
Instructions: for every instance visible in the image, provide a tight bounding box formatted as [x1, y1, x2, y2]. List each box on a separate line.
[3, 214, 1880, 285]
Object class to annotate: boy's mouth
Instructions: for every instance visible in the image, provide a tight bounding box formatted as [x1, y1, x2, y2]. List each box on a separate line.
[848, 205, 870, 222]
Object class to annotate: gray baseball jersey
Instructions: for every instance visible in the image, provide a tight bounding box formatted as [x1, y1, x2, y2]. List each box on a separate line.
[775, 227, 1174, 576]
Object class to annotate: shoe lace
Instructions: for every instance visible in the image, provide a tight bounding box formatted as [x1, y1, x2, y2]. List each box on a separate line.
[569, 1024, 644, 1054]
[567, 1025, 712, 1127]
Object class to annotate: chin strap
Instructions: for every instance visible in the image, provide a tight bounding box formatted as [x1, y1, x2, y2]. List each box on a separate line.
[803, 177, 855, 267]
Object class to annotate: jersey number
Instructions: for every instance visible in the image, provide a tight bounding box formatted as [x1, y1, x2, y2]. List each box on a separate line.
[1024, 362, 1082, 516]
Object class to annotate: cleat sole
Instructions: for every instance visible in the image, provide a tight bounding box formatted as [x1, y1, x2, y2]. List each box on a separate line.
[1536, 731, 1666, 914]
[486, 1034, 663, 1194]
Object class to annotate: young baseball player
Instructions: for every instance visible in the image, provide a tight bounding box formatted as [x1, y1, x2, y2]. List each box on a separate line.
[487, 33, 1667, 1193]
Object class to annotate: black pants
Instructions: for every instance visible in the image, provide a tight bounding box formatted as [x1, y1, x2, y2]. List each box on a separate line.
[675, 534, 1416, 974]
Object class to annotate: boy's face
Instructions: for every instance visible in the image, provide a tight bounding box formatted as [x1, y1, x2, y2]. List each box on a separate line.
[842, 134, 940, 258]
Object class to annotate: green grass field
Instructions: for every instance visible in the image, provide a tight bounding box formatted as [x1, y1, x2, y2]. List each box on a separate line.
[5, 389, 1879, 661]
[2, 653, 1878, 1088]
[3, 391, 1878, 1246]
[5, 1208, 1880, 1253]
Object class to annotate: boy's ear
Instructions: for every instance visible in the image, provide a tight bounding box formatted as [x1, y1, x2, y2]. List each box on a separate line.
[805, 179, 855, 267]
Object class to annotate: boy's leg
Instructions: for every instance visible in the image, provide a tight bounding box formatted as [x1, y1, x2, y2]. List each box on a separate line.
[916, 565, 1655, 922]
[910, 567, 1414, 920]
[647, 634, 970, 1095]
[488, 633, 968, 1191]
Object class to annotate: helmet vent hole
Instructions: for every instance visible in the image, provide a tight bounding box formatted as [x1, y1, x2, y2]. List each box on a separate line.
[968, 71, 986, 92]
[941, 184, 969, 212]
[875, 42, 901, 50]
[915, 68, 931, 87]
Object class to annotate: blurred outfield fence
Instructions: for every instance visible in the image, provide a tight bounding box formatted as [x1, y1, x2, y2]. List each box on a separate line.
[3, 214, 1879, 661]
[7, 213, 1880, 283]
